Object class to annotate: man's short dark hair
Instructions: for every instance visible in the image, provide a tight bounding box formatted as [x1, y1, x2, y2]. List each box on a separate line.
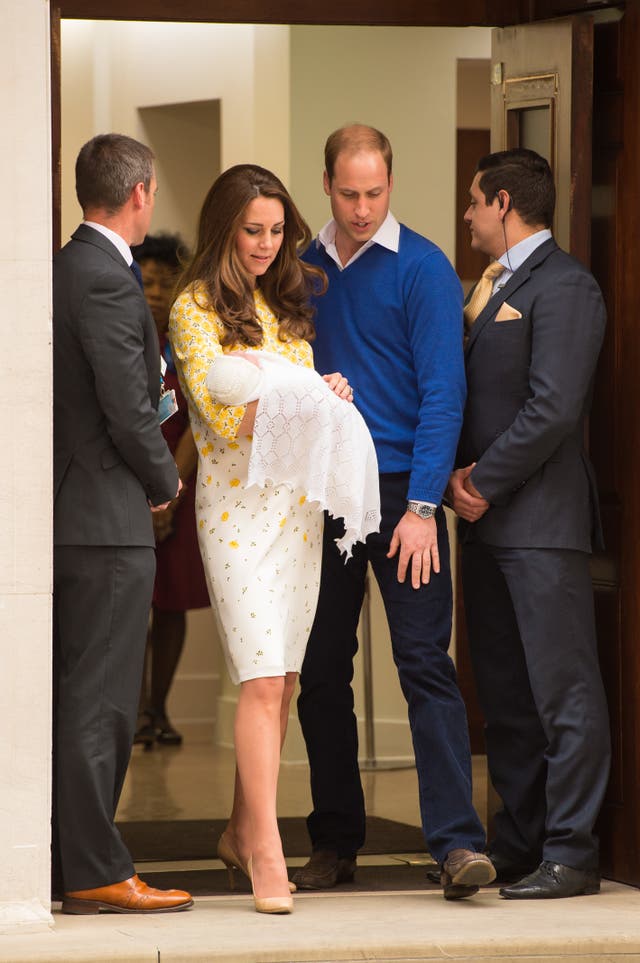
[75, 133, 154, 215]
[476, 148, 555, 228]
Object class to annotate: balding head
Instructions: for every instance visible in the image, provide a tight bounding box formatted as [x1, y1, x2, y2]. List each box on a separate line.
[324, 124, 393, 185]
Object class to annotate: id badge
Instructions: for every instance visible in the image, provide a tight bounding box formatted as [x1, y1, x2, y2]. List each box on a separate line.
[158, 388, 178, 425]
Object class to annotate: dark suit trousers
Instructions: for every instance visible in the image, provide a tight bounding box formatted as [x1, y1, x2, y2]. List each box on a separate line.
[297, 473, 485, 863]
[461, 536, 611, 870]
[52, 544, 155, 891]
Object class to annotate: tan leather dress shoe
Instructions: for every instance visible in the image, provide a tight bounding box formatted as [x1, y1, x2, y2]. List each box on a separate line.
[62, 873, 194, 914]
[441, 848, 496, 901]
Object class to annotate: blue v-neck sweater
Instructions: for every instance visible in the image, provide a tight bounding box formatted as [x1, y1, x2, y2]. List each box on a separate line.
[304, 224, 465, 504]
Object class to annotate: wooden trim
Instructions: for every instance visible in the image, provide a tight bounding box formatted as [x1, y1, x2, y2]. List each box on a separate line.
[616, 0, 640, 883]
[456, 128, 491, 282]
[53, 0, 496, 27]
[52, 0, 622, 25]
[569, 15, 594, 265]
[51, 4, 61, 253]
[531, 0, 622, 17]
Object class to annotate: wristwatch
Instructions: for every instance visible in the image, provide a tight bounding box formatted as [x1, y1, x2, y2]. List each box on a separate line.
[406, 500, 437, 520]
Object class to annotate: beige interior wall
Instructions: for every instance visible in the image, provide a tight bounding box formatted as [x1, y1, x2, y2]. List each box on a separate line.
[60, 21, 291, 245]
[457, 58, 492, 130]
[290, 26, 492, 257]
[138, 99, 222, 248]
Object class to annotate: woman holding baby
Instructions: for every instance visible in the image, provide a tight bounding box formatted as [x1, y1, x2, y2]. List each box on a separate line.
[169, 165, 371, 915]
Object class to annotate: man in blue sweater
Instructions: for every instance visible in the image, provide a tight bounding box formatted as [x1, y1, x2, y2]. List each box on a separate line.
[294, 124, 494, 900]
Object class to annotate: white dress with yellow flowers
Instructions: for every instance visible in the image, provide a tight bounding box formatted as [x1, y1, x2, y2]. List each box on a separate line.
[169, 284, 322, 684]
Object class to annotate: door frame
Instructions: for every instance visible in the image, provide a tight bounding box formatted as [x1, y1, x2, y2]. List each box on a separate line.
[50, 0, 640, 884]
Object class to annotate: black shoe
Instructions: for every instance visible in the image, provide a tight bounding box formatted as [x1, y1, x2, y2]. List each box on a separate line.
[133, 711, 156, 750]
[486, 849, 538, 885]
[155, 720, 183, 746]
[292, 850, 357, 890]
[499, 861, 601, 899]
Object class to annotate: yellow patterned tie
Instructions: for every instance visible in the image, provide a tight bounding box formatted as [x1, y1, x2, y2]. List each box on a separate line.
[463, 260, 505, 331]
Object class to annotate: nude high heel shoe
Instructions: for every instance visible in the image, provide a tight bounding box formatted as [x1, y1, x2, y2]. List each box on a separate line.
[217, 832, 242, 891]
[247, 855, 293, 915]
[217, 832, 296, 892]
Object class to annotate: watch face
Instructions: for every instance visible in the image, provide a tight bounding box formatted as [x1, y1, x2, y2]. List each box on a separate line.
[407, 501, 435, 519]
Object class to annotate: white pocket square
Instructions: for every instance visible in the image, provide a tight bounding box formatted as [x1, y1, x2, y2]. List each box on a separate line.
[495, 302, 523, 322]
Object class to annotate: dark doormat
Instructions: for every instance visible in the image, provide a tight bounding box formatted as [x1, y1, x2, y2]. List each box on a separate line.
[139, 861, 439, 896]
[117, 816, 427, 863]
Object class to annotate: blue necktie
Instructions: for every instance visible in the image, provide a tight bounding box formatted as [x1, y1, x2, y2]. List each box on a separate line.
[130, 259, 144, 289]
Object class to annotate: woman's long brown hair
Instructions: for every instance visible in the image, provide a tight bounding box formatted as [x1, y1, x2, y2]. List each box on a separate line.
[176, 164, 326, 347]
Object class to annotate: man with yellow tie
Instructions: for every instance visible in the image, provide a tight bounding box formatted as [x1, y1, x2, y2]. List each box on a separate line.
[448, 148, 611, 900]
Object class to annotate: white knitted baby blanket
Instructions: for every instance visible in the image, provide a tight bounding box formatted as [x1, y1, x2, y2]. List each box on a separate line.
[206, 352, 380, 557]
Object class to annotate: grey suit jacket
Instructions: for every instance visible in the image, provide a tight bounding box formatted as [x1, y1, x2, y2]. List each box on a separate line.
[53, 224, 179, 546]
[457, 237, 606, 552]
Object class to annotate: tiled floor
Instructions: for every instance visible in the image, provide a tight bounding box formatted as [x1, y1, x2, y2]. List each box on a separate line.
[117, 738, 442, 830]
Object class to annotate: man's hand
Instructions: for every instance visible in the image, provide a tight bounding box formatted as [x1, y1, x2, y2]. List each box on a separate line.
[323, 371, 353, 402]
[150, 477, 184, 514]
[387, 512, 440, 588]
[448, 465, 489, 522]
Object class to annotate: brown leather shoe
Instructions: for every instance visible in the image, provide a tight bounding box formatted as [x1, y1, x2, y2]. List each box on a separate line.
[62, 874, 194, 914]
[292, 850, 357, 889]
[441, 848, 496, 901]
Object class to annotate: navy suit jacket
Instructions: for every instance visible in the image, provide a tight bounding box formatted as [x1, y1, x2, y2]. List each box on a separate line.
[53, 224, 178, 546]
[457, 237, 605, 552]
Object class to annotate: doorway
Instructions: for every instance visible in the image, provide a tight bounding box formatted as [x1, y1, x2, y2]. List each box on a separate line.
[50, 1, 640, 888]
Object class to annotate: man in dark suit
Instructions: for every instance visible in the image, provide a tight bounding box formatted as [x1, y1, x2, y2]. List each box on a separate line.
[448, 148, 611, 899]
[53, 133, 192, 914]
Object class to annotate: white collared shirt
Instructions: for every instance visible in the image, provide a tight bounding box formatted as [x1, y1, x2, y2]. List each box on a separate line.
[83, 220, 133, 266]
[317, 211, 401, 270]
[492, 228, 553, 293]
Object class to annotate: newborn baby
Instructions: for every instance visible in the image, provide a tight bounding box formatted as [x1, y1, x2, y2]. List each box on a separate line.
[206, 352, 380, 557]
[205, 352, 264, 405]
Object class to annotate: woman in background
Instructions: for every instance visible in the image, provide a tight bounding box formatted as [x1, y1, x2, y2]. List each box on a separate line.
[132, 233, 210, 749]
[170, 165, 351, 914]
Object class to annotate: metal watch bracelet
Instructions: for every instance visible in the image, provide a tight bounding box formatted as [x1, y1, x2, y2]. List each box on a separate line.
[406, 500, 436, 520]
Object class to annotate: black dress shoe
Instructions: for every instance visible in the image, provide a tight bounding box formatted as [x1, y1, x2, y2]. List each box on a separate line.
[133, 711, 156, 751]
[155, 720, 183, 746]
[499, 860, 601, 899]
[292, 850, 357, 889]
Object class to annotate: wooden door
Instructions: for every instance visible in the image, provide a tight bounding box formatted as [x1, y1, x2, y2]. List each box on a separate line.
[587, 7, 640, 886]
[490, 17, 593, 260]
[488, 13, 640, 886]
[456, 11, 640, 885]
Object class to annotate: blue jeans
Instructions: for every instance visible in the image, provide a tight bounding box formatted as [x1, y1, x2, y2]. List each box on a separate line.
[297, 472, 485, 862]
